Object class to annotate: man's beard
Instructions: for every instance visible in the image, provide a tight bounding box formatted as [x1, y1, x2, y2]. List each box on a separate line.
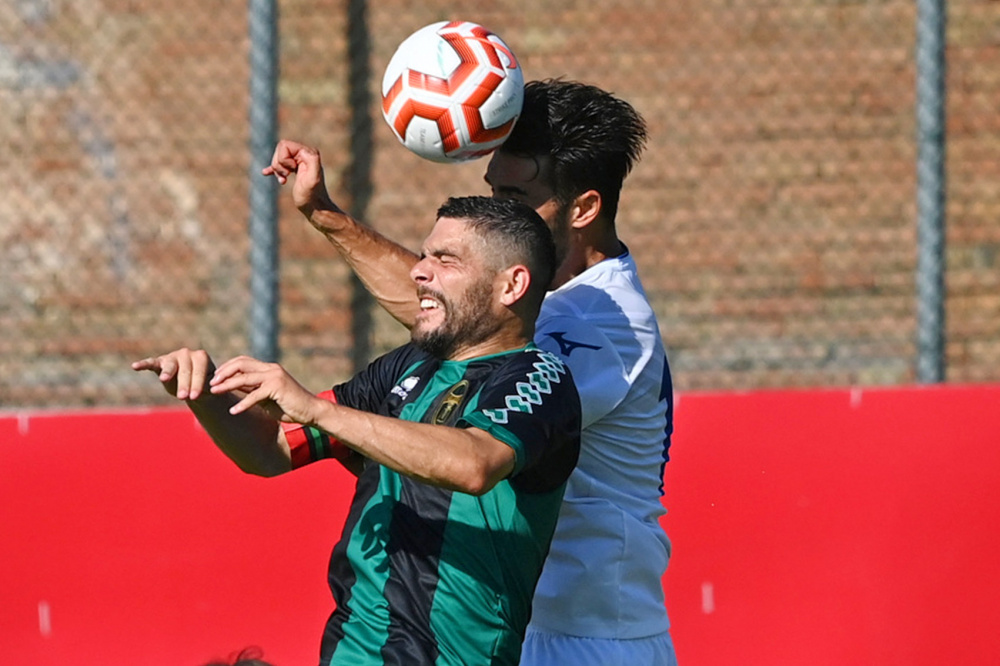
[412, 276, 501, 359]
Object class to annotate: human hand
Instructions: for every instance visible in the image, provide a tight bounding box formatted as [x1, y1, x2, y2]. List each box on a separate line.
[261, 139, 336, 216]
[209, 355, 322, 424]
[131, 348, 215, 401]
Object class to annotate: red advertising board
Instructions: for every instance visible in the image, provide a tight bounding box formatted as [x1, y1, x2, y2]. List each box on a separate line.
[3, 385, 999, 665]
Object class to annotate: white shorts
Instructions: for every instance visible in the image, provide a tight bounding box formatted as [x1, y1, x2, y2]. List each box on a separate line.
[520, 627, 678, 666]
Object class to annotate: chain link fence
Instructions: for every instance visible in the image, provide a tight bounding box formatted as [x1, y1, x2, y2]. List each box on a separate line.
[3, 0, 998, 409]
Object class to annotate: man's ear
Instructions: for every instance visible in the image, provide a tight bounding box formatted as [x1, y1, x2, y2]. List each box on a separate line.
[569, 190, 602, 230]
[498, 265, 532, 307]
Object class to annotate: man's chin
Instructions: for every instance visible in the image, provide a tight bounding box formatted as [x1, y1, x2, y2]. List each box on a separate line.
[412, 328, 454, 359]
[411, 319, 438, 341]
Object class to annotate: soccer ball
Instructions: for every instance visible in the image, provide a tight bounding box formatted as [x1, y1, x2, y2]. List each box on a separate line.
[381, 21, 524, 163]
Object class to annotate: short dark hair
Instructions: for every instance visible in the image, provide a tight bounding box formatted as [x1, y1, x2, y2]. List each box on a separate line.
[500, 78, 647, 223]
[436, 195, 556, 308]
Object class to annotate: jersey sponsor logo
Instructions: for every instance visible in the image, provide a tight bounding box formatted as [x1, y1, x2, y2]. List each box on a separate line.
[432, 380, 470, 425]
[544, 331, 602, 357]
[391, 375, 421, 401]
[483, 352, 567, 425]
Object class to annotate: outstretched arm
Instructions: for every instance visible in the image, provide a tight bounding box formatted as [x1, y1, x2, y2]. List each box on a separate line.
[263, 139, 420, 328]
[212, 356, 516, 495]
[131, 348, 292, 477]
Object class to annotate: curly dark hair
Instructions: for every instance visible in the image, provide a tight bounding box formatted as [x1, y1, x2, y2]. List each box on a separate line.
[499, 78, 648, 224]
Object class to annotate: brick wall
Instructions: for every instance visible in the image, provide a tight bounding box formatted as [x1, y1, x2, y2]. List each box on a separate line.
[2, 0, 997, 408]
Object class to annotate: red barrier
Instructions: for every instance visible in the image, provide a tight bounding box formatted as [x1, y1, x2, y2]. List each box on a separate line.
[3, 385, 999, 665]
[0, 409, 353, 666]
[662, 385, 1000, 665]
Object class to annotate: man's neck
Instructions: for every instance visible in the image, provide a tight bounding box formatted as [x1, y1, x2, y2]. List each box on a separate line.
[551, 232, 624, 289]
[446, 328, 532, 362]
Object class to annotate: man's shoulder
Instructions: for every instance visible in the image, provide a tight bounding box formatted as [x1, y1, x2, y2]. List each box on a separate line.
[372, 343, 436, 376]
[537, 281, 656, 356]
[543, 260, 654, 321]
[484, 345, 570, 378]
[471, 346, 576, 404]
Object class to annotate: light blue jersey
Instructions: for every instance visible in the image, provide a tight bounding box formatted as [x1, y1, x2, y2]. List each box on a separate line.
[531, 250, 674, 640]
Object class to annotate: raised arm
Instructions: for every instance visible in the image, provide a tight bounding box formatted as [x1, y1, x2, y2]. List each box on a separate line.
[263, 139, 420, 327]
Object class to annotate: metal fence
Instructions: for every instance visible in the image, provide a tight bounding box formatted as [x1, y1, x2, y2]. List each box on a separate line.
[3, 0, 998, 409]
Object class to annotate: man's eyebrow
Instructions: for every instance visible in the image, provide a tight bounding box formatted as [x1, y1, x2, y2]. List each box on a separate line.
[487, 180, 530, 197]
[422, 245, 462, 259]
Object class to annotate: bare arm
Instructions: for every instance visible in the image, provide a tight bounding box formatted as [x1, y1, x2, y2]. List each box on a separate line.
[212, 356, 516, 495]
[132, 349, 291, 477]
[295, 399, 513, 495]
[263, 139, 420, 328]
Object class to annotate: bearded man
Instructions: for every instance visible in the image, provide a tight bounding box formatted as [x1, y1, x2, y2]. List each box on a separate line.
[133, 196, 581, 666]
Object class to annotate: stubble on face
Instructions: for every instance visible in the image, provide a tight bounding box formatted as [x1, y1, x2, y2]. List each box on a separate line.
[412, 272, 500, 359]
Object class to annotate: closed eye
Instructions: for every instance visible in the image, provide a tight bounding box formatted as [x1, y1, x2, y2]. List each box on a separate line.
[423, 249, 461, 266]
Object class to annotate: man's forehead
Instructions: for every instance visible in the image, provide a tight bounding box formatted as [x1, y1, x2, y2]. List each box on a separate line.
[486, 152, 551, 189]
[424, 216, 474, 251]
[485, 153, 561, 228]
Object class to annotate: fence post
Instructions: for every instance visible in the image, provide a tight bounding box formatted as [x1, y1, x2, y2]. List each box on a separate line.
[248, 0, 281, 362]
[347, 0, 374, 372]
[915, 0, 947, 383]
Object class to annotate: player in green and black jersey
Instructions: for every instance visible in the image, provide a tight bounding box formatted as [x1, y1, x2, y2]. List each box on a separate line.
[134, 196, 581, 665]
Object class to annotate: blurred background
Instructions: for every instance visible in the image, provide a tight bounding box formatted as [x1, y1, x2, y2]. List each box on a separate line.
[2, 0, 998, 408]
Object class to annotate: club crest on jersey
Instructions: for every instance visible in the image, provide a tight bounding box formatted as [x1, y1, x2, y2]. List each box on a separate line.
[432, 380, 470, 425]
[545, 331, 602, 357]
[391, 375, 421, 401]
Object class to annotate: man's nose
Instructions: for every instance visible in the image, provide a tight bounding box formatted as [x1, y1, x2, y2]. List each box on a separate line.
[410, 259, 430, 284]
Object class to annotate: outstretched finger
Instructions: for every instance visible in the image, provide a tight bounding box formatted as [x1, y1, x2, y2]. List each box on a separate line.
[228, 386, 271, 416]
[212, 355, 260, 385]
[131, 357, 160, 373]
[210, 370, 261, 397]
[133, 355, 182, 399]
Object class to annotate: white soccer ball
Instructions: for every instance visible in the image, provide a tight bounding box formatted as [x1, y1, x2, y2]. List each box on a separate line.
[381, 21, 524, 163]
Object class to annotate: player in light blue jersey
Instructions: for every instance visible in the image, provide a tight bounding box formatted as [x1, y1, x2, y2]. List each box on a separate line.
[265, 79, 678, 665]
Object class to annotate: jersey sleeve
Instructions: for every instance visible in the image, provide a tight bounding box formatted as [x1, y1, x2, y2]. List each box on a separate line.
[534, 313, 630, 429]
[283, 344, 427, 469]
[333, 343, 426, 412]
[282, 390, 354, 469]
[460, 350, 581, 494]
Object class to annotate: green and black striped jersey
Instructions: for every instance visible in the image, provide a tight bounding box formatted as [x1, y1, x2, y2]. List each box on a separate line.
[304, 342, 581, 666]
